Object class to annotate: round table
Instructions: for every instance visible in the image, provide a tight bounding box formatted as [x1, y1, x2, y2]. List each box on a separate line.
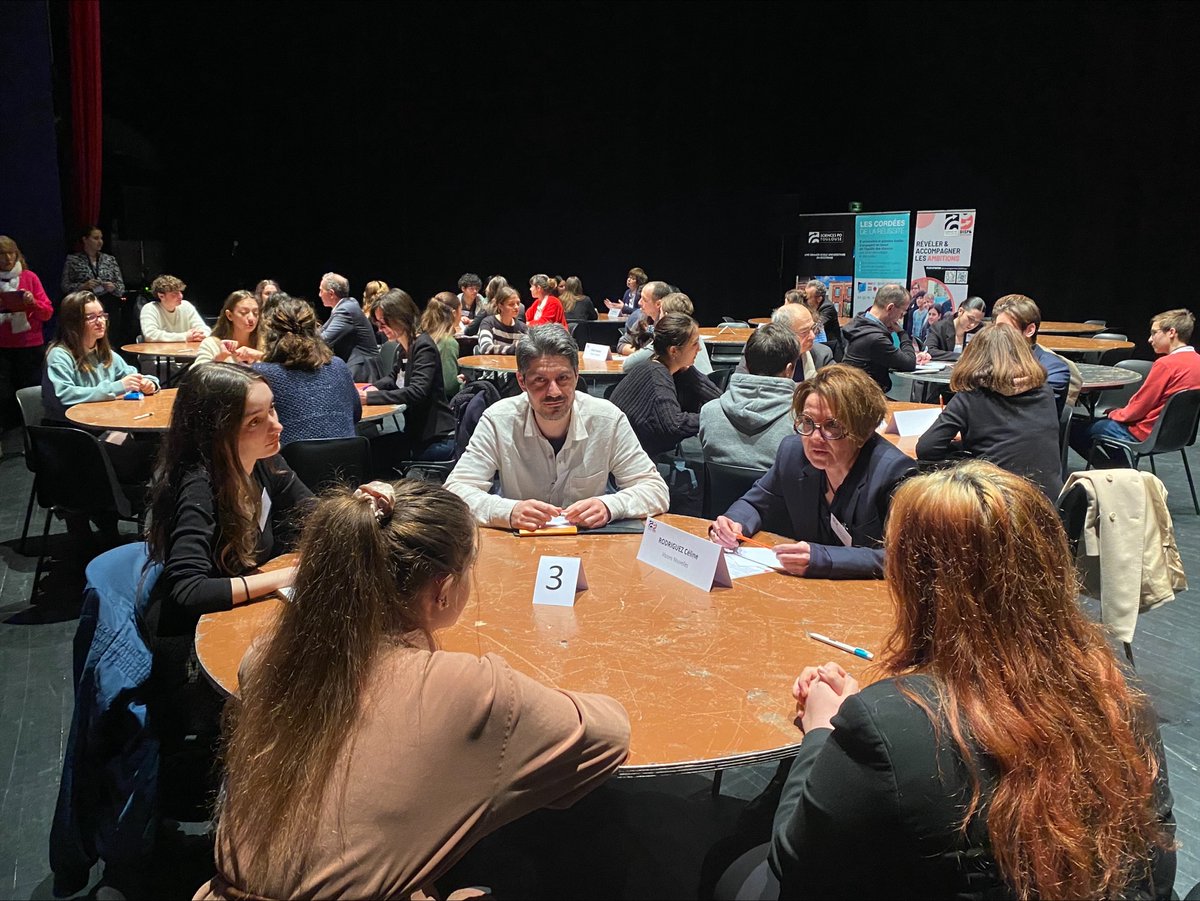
[122, 341, 202, 386]
[892, 362, 1141, 391]
[1036, 334, 1134, 355]
[747, 318, 771, 326]
[65, 387, 401, 432]
[195, 515, 896, 776]
[1037, 321, 1109, 336]
[458, 352, 627, 377]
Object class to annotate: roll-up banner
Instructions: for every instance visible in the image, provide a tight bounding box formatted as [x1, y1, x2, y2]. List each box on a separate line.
[910, 210, 976, 313]
[797, 213, 855, 316]
[853, 212, 911, 314]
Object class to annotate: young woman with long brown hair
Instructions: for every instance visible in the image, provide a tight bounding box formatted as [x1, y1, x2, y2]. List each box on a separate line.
[421, 293, 464, 399]
[197, 479, 630, 900]
[771, 461, 1175, 899]
[145, 364, 312, 767]
[193, 290, 264, 365]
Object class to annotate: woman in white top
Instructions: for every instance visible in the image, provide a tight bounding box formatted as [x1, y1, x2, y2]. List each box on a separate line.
[193, 291, 264, 364]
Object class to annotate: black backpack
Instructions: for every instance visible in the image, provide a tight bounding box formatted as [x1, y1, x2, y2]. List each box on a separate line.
[450, 379, 503, 460]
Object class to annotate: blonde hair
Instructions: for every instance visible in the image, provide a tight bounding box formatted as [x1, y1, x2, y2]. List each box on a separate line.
[362, 280, 390, 316]
[1152, 308, 1195, 343]
[421, 295, 460, 343]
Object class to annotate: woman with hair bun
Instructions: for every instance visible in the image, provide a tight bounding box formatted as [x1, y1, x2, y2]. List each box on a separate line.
[197, 479, 629, 900]
[253, 297, 360, 446]
[769, 461, 1176, 899]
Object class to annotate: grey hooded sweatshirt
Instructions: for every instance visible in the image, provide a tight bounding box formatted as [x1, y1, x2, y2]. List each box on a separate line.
[698, 372, 796, 471]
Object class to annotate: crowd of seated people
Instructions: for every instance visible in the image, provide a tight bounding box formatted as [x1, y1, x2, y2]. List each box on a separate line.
[9, 240, 1190, 899]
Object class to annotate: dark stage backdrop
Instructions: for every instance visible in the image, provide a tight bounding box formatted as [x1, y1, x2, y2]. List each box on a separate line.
[75, 1, 1198, 351]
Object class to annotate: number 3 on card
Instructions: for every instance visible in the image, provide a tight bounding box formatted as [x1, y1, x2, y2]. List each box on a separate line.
[533, 556, 588, 607]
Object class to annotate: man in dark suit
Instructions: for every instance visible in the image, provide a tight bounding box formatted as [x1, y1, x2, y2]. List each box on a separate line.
[318, 271, 382, 382]
[736, 303, 833, 381]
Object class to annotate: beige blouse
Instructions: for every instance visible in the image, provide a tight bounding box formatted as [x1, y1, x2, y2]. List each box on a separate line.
[195, 643, 630, 900]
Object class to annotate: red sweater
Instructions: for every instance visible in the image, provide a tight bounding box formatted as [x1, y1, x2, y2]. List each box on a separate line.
[528, 295, 567, 329]
[1109, 347, 1200, 440]
[0, 270, 54, 349]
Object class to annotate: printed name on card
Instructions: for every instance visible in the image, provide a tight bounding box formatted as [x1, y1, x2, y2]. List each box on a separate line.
[582, 343, 610, 364]
[635, 516, 731, 591]
[533, 556, 588, 607]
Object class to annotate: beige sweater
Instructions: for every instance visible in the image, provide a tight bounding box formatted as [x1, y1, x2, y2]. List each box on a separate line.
[195, 643, 630, 900]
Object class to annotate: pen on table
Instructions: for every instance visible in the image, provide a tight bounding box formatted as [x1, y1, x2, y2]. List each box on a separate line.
[807, 631, 874, 660]
[133, 412, 154, 420]
[736, 533, 774, 550]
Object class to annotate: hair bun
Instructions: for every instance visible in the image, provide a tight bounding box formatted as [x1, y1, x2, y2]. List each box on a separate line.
[353, 481, 396, 523]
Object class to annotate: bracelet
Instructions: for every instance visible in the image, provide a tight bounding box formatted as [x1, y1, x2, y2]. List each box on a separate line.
[239, 575, 250, 602]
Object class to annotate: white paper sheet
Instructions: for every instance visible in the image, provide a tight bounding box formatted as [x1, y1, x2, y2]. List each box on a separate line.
[723, 547, 785, 579]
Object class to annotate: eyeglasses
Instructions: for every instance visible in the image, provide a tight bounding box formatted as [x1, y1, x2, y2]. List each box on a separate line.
[84, 312, 110, 323]
[795, 415, 847, 440]
[795, 327, 814, 339]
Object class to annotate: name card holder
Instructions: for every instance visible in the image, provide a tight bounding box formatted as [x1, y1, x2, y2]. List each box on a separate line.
[636, 516, 731, 591]
[885, 406, 943, 438]
[582, 343, 611, 364]
[533, 556, 588, 607]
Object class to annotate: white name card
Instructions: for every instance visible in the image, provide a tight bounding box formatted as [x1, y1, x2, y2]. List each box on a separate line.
[533, 556, 588, 607]
[582, 343, 610, 364]
[886, 406, 943, 438]
[607, 309, 622, 319]
[636, 516, 731, 591]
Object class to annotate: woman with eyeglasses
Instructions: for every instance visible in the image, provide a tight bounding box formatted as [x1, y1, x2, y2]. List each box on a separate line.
[42, 291, 159, 423]
[710, 364, 916, 579]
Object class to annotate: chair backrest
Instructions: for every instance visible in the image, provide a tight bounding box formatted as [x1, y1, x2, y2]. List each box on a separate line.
[1141, 388, 1200, 455]
[708, 367, 734, 393]
[450, 379, 503, 459]
[1091, 359, 1150, 414]
[1084, 319, 1107, 327]
[27, 426, 132, 517]
[702, 461, 767, 519]
[1058, 403, 1074, 478]
[1056, 481, 1088, 557]
[15, 385, 44, 428]
[280, 436, 371, 492]
[378, 340, 399, 377]
[572, 319, 621, 351]
[1092, 332, 1128, 342]
[720, 317, 751, 328]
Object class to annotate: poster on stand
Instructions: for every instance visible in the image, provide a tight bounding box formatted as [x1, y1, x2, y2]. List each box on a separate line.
[797, 213, 855, 317]
[909, 210, 976, 313]
[853, 212, 911, 314]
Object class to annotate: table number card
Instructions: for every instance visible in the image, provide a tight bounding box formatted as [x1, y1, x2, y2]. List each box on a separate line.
[533, 556, 588, 606]
[636, 516, 732, 591]
[582, 343, 610, 364]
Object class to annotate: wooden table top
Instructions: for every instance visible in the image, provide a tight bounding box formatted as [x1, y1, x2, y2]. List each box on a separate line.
[65, 387, 400, 432]
[747, 318, 771, 326]
[698, 327, 755, 344]
[1036, 334, 1134, 354]
[195, 515, 896, 776]
[121, 341, 202, 358]
[1037, 321, 1108, 335]
[458, 353, 627, 376]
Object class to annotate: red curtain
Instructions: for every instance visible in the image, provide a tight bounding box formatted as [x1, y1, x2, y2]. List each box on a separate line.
[69, 0, 102, 233]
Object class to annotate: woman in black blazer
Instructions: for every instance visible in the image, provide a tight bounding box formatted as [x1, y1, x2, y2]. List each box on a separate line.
[710, 364, 916, 579]
[363, 289, 455, 463]
[923, 296, 986, 361]
[770, 461, 1175, 900]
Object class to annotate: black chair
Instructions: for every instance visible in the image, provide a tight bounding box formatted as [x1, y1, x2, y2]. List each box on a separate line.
[14, 386, 44, 553]
[1058, 403, 1074, 480]
[26, 426, 146, 601]
[708, 367, 734, 393]
[572, 319, 622, 351]
[1089, 388, 1200, 514]
[1092, 332, 1128, 342]
[395, 459, 455, 484]
[280, 436, 372, 492]
[719, 317, 751, 328]
[702, 461, 768, 519]
[1083, 319, 1107, 327]
[378, 340, 398, 377]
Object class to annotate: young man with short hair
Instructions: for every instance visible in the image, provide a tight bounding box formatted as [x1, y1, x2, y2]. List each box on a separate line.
[140, 274, 209, 343]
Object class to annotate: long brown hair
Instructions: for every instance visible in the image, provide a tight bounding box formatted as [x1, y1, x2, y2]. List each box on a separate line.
[421, 294, 459, 343]
[210, 290, 262, 348]
[147, 364, 265, 575]
[949, 323, 1045, 396]
[262, 298, 334, 371]
[51, 291, 113, 373]
[218, 481, 478, 887]
[882, 462, 1171, 898]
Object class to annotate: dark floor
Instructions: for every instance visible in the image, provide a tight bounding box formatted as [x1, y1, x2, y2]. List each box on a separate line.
[1, 442, 1197, 899]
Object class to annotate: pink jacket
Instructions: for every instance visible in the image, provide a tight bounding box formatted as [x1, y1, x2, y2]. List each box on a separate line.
[0, 270, 54, 349]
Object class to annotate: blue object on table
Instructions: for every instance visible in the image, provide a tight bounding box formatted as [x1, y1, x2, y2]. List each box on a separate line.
[122, 391, 143, 400]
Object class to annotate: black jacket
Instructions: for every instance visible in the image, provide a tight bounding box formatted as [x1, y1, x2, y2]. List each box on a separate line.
[916, 383, 1064, 499]
[770, 674, 1175, 900]
[923, 317, 984, 361]
[368, 333, 455, 446]
[840, 313, 916, 392]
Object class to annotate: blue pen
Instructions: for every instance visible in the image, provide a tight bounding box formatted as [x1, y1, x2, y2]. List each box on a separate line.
[808, 631, 874, 660]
